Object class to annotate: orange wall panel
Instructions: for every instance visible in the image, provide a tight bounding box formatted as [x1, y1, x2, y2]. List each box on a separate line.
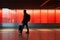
[48, 10, 55, 23]
[33, 10, 40, 23]
[41, 10, 47, 23]
[56, 10, 60, 23]
[16, 10, 23, 23]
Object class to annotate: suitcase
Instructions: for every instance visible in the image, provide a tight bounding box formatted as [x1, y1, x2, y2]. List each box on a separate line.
[18, 25, 23, 33]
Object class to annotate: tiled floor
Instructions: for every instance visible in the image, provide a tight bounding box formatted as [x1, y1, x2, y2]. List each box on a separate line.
[0, 29, 60, 40]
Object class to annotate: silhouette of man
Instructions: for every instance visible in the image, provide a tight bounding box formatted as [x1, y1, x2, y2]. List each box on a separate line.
[21, 10, 30, 34]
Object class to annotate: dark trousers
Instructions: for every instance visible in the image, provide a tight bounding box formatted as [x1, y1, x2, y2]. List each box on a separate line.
[22, 23, 29, 32]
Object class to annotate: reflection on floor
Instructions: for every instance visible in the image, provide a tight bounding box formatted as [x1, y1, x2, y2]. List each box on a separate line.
[0, 29, 60, 40]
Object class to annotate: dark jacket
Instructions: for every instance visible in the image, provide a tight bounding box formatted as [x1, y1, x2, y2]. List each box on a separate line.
[22, 13, 30, 23]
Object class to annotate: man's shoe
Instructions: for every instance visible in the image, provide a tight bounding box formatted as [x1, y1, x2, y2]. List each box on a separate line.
[26, 32, 29, 34]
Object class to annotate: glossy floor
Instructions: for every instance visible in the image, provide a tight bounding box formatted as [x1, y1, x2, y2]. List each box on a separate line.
[0, 29, 60, 40]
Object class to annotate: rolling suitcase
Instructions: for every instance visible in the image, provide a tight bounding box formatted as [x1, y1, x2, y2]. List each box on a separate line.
[18, 25, 23, 33]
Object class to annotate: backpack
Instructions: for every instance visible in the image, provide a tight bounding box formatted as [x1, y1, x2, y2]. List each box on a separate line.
[22, 13, 30, 23]
[27, 14, 30, 22]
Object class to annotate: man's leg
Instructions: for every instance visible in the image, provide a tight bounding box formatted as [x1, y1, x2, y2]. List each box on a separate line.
[26, 23, 29, 33]
[21, 23, 25, 33]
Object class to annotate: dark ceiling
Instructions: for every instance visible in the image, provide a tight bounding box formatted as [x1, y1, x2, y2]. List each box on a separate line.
[0, 0, 60, 9]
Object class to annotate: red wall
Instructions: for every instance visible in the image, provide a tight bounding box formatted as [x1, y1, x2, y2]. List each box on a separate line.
[1, 9, 60, 24]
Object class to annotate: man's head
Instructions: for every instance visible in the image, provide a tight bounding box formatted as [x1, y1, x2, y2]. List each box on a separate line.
[24, 9, 26, 13]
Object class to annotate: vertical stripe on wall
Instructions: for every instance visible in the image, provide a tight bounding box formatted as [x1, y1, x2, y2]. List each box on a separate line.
[48, 10, 55, 23]
[0, 9, 2, 24]
[41, 9, 48, 23]
[56, 10, 60, 23]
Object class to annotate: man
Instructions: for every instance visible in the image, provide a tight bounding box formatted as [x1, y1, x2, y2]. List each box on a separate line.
[21, 10, 30, 34]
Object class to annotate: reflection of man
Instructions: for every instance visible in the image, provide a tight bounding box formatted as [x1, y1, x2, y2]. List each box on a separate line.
[19, 33, 29, 40]
[22, 10, 30, 34]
